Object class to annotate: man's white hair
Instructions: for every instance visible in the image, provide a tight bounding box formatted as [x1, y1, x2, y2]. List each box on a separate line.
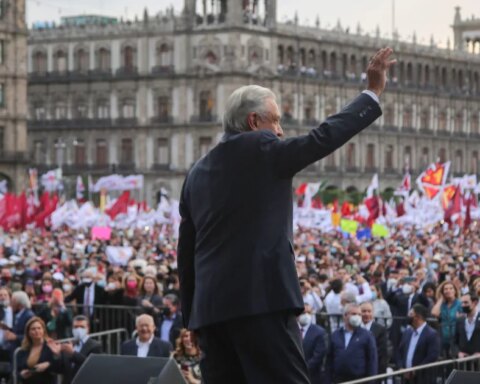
[12, 291, 31, 309]
[343, 303, 360, 316]
[222, 85, 276, 133]
[136, 314, 155, 327]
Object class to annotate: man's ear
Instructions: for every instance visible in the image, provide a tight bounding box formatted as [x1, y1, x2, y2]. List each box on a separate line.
[246, 112, 257, 131]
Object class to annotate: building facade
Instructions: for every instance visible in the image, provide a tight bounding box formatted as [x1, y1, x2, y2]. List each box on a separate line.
[0, 0, 28, 190]
[27, 1, 480, 202]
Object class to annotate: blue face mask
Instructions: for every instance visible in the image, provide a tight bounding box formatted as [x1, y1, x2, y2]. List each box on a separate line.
[431, 262, 439, 270]
[371, 291, 377, 300]
[96, 280, 106, 288]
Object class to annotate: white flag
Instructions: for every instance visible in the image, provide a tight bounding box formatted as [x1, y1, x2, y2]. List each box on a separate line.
[76, 176, 85, 200]
[366, 173, 379, 198]
[41, 169, 61, 192]
[106, 246, 134, 266]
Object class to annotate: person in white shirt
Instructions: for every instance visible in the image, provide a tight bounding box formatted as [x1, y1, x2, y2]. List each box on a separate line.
[121, 314, 171, 358]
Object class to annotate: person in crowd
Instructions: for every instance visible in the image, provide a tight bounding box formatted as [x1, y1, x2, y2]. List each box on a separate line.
[103, 273, 124, 305]
[137, 276, 163, 316]
[300, 279, 323, 318]
[327, 303, 378, 382]
[5, 291, 35, 350]
[38, 288, 72, 340]
[16, 317, 61, 384]
[121, 274, 140, 306]
[48, 315, 102, 384]
[325, 279, 344, 332]
[157, 293, 183, 347]
[455, 293, 480, 358]
[298, 305, 327, 383]
[360, 301, 389, 374]
[0, 288, 13, 379]
[421, 282, 437, 311]
[431, 281, 462, 357]
[121, 314, 171, 357]
[397, 304, 440, 380]
[173, 329, 202, 384]
[24, 280, 37, 306]
[36, 278, 54, 305]
[65, 269, 105, 320]
[370, 284, 392, 328]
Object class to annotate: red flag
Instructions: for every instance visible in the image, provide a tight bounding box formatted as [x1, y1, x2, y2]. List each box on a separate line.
[396, 201, 405, 217]
[295, 183, 307, 196]
[105, 191, 130, 219]
[465, 196, 472, 230]
[34, 193, 59, 228]
[341, 201, 352, 217]
[444, 185, 461, 225]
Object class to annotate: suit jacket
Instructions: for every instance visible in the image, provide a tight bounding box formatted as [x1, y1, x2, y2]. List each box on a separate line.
[302, 324, 327, 383]
[328, 326, 378, 382]
[178, 93, 382, 329]
[60, 337, 102, 384]
[157, 313, 183, 347]
[65, 283, 105, 306]
[11, 308, 35, 349]
[369, 322, 389, 374]
[387, 290, 430, 317]
[397, 324, 440, 369]
[120, 337, 172, 358]
[455, 313, 480, 355]
[16, 341, 61, 384]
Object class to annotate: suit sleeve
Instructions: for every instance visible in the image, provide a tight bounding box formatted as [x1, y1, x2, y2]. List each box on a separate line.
[259, 93, 382, 179]
[377, 327, 389, 372]
[420, 330, 440, 364]
[366, 332, 378, 377]
[177, 177, 196, 329]
[307, 329, 327, 372]
[396, 334, 405, 369]
[65, 286, 81, 303]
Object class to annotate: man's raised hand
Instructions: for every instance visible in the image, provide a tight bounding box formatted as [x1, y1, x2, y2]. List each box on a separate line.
[367, 47, 397, 97]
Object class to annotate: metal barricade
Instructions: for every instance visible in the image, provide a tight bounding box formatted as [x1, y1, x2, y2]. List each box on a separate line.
[341, 354, 480, 384]
[12, 328, 128, 384]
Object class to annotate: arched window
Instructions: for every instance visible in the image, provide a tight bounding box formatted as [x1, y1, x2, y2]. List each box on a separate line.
[403, 107, 412, 128]
[199, 91, 213, 120]
[123, 46, 134, 70]
[406, 63, 413, 84]
[330, 52, 337, 74]
[33, 51, 47, 74]
[366, 143, 375, 169]
[286, 46, 294, 67]
[277, 45, 284, 65]
[438, 111, 447, 131]
[438, 148, 446, 163]
[54, 50, 67, 73]
[97, 48, 110, 71]
[385, 145, 394, 169]
[454, 150, 463, 173]
[308, 49, 316, 68]
[157, 44, 171, 67]
[205, 51, 217, 65]
[346, 143, 356, 169]
[75, 48, 88, 72]
[471, 151, 479, 174]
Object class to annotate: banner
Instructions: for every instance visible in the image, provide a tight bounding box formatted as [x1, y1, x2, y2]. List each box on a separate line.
[372, 223, 389, 238]
[340, 219, 358, 235]
[91, 226, 112, 240]
[106, 246, 133, 266]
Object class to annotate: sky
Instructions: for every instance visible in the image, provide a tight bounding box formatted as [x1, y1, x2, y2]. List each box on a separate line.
[26, 0, 478, 47]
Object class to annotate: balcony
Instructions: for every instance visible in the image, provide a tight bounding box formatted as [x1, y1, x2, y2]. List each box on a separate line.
[190, 114, 217, 123]
[116, 163, 135, 172]
[383, 125, 398, 132]
[383, 167, 399, 175]
[0, 151, 30, 164]
[115, 66, 139, 78]
[364, 167, 378, 174]
[436, 130, 451, 137]
[402, 126, 416, 134]
[115, 117, 138, 126]
[150, 116, 173, 125]
[28, 118, 114, 130]
[151, 65, 174, 76]
[324, 165, 339, 172]
[419, 128, 433, 135]
[345, 166, 359, 173]
[151, 163, 170, 171]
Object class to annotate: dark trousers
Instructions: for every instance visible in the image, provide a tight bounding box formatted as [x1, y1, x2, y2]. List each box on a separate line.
[197, 310, 311, 384]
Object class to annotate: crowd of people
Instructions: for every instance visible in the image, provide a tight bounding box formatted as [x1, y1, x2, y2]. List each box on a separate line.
[0, 221, 477, 382]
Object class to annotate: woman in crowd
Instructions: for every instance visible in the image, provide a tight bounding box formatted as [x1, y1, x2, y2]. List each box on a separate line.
[104, 273, 124, 305]
[24, 280, 37, 306]
[16, 317, 61, 384]
[371, 284, 392, 328]
[173, 329, 202, 384]
[137, 276, 163, 316]
[122, 274, 140, 306]
[38, 288, 72, 339]
[431, 281, 462, 357]
[36, 278, 54, 305]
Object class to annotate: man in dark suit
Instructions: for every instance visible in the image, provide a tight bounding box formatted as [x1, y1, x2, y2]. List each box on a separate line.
[65, 269, 105, 322]
[361, 301, 389, 374]
[328, 303, 378, 382]
[397, 304, 440, 382]
[455, 293, 480, 357]
[298, 306, 327, 383]
[121, 314, 172, 358]
[157, 294, 183, 347]
[4, 291, 34, 351]
[178, 48, 395, 383]
[49, 315, 102, 384]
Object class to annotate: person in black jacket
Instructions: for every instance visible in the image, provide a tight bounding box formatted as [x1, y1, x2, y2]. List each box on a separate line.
[178, 47, 395, 383]
[65, 269, 105, 321]
[121, 314, 171, 357]
[38, 289, 72, 340]
[361, 301, 389, 374]
[157, 294, 183, 347]
[455, 293, 480, 357]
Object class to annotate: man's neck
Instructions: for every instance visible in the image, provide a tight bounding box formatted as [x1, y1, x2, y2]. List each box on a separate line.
[468, 310, 477, 320]
[138, 336, 152, 343]
[413, 320, 425, 331]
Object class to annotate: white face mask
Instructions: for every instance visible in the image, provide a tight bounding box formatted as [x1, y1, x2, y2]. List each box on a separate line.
[349, 315, 362, 328]
[72, 327, 87, 341]
[402, 284, 413, 295]
[298, 313, 311, 327]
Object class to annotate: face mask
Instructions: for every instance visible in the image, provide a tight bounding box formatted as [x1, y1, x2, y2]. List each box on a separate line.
[72, 327, 87, 341]
[42, 285, 53, 293]
[371, 291, 377, 300]
[407, 316, 414, 326]
[96, 280, 106, 288]
[387, 278, 397, 288]
[126, 281, 137, 289]
[62, 284, 72, 292]
[106, 282, 117, 290]
[462, 305, 471, 314]
[298, 313, 311, 327]
[349, 315, 362, 328]
[82, 278, 92, 285]
[402, 284, 413, 295]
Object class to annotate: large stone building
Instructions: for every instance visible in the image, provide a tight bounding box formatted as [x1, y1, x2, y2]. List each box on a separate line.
[0, 0, 28, 190]
[27, 1, 480, 202]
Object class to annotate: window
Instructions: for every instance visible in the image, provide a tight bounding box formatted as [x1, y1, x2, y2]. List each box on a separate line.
[97, 48, 110, 71]
[75, 49, 88, 72]
[385, 145, 394, 169]
[384, 106, 394, 126]
[0, 83, 4, 107]
[123, 46, 134, 69]
[366, 144, 375, 169]
[74, 139, 86, 165]
[346, 143, 356, 168]
[455, 150, 463, 173]
[404, 146, 412, 166]
[156, 138, 169, 165]
[34, 140, 45, 164]
[438, 112, 447, 131]
[54, 101, 67, 119]
[420, 110, 429, 129]
[326, 153, 336, 167]
[157, 96, 169, 119]
[157, 44, 171, 67]
[455, 113, 463, 132]
[120, 138, 133, 164]
[0, 40, 4, 65]
[199, 137, 212, 157]
[471, 151, 479, 174]
[54, 50, 67, 73]
[421, 147, 429, 168]
[403, 108, 412, 128]
[33, 51, 47, 74]
[0, 127, 4, 155]
[96, 139, 108, 165]
[199, 91, 213, 120]
[438, 148, 446, 163]
[97, 100, 109, 119]
[33, 102, 46, 120]
[0, 1, 5, 19]
[121, 99, 136, 118]
[74, 101, 88, 119]
[471, 114, 479, 135]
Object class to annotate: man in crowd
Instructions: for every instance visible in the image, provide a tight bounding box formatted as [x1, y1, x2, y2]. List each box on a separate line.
[455, 293, 480, 357]
[157, 293, 183, 347]
[65, 269, 105, 322]
[4, 291, 34, 350]
[361, 301, 389, 374]
[328, 303, 378, 382]
[397, 304, 440, 372]
[121, 314, 171, 357]
[298, 305, 327, 383]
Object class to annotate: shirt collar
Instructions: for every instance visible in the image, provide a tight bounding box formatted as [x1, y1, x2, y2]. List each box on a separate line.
[413, 321, 427, 335]
[363, 320, 374, 330]
[136, 335, 154, 347]
[15, 308, 25, 318]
